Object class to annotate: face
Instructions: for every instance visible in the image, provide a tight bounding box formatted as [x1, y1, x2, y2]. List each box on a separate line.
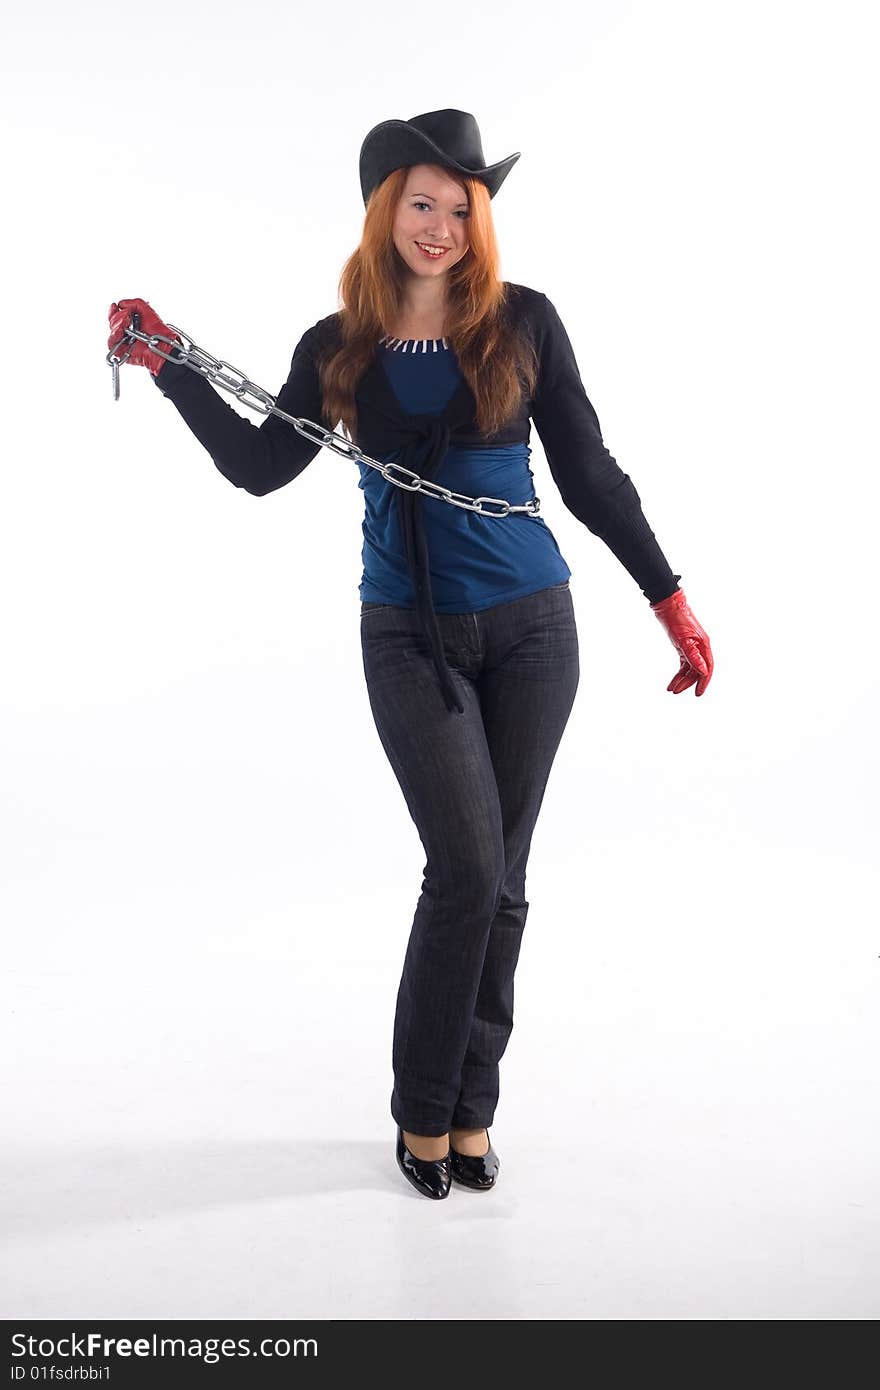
[392, 164, 470, 279]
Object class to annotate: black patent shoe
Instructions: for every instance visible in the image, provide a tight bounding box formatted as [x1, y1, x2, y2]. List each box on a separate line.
[449, 1129, 500, 1190]
[395, 1126, 452, 1200]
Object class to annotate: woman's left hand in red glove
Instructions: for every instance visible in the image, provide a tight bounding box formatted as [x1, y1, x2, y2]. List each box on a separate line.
[650, 588, 714, 696]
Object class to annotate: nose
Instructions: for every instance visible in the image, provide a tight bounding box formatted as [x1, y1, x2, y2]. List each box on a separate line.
[425, 220, 453, 242]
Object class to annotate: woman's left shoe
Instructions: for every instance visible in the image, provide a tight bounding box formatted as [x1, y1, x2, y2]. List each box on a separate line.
[449, 1129, 500, 1190]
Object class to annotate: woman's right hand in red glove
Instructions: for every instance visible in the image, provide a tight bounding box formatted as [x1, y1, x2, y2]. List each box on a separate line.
[107, 297, 181, 378]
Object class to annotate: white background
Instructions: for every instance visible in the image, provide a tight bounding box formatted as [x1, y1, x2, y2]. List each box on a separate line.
[1, 0, 877, 1320]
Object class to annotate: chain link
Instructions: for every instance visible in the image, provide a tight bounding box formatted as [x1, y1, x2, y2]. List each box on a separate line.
[107, 320, 541, 519]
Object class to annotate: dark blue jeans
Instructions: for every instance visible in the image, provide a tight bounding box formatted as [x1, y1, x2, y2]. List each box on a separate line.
[359, 581, 580, 1137]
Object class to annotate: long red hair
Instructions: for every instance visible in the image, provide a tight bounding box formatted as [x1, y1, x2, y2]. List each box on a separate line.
[316, 165, 538, 441]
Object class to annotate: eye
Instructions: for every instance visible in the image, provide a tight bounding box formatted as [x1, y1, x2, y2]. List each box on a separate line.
[413, 201, 469, 218]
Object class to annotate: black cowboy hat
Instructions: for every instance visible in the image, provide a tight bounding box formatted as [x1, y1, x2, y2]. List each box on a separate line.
[359, 108, 521, 208]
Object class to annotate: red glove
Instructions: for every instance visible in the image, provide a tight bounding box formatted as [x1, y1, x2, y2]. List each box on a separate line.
[651, 588, 714, 696]
[107, 297, 181, 378]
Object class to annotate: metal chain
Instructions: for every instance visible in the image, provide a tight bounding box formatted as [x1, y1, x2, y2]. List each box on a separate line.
[107, 318, 541, 519]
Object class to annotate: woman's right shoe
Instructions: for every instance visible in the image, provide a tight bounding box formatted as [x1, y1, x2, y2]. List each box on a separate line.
[395, 1126, 452, 1200]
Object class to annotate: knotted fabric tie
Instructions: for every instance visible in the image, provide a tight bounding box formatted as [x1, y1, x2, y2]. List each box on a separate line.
[394, 417, 465, 715]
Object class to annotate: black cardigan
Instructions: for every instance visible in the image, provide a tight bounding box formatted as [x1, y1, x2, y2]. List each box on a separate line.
[154, 281, 681, 712]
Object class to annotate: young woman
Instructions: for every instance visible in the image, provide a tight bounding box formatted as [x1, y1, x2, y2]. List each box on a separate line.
[108, 108, 713, 1203]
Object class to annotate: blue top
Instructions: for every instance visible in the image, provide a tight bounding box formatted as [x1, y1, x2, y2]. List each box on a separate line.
[357, 334, 571, 611]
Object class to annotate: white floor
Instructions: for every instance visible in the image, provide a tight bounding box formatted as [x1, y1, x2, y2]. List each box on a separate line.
[3, 834, 878, 1320]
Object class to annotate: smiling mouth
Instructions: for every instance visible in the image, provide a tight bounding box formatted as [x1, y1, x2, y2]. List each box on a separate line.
[414, 241, 450, 258]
